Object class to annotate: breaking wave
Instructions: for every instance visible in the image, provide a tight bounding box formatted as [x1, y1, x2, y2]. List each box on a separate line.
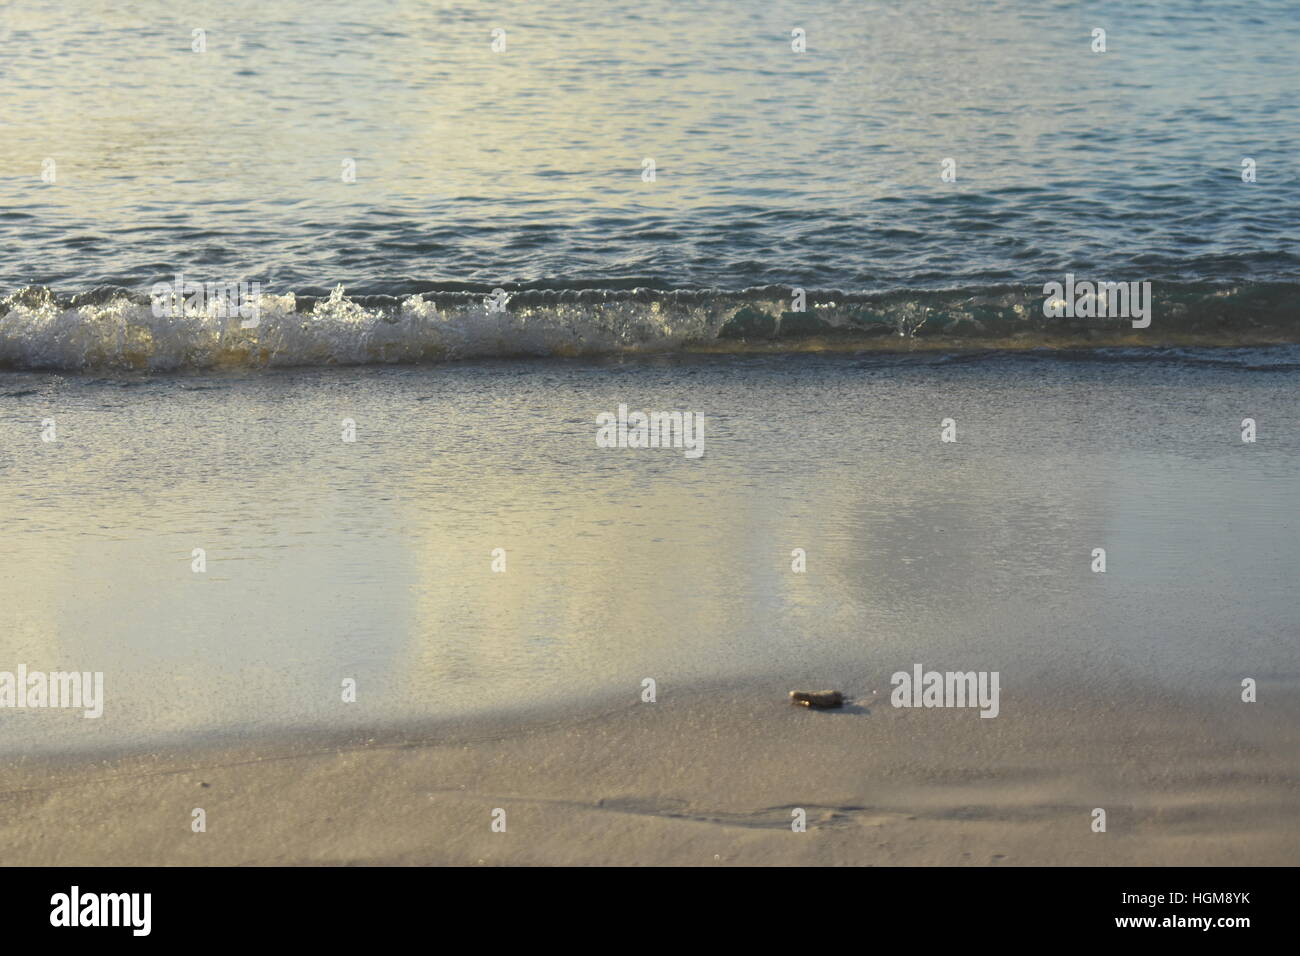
[2, 282, 1299, 371]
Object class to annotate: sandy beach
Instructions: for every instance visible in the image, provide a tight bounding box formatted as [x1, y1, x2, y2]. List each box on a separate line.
[4, 354, 1300, 867]
[4, 678, 1295, 866]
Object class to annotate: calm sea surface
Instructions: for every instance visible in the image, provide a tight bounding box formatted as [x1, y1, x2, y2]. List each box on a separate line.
[2, 0, 1297, 293]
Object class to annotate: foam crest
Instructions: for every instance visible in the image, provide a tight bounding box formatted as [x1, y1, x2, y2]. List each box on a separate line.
[2, 283, 1298, 370]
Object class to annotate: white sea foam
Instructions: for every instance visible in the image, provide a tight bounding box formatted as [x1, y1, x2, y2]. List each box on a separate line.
[2, 283, 1294, 370]
[0, 285, 721, 370]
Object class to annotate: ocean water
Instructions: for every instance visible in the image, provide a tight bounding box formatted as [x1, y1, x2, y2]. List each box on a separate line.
[2, 3, 1299, 756]
[1, 0, 1299, 367]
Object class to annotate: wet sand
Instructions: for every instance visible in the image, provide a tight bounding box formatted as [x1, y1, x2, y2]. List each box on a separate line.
[3, 680, 1295, 866]
[3, 356, 1299, 865]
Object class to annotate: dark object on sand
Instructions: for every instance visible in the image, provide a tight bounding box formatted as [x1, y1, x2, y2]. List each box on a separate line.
[789, 690, 844, 709]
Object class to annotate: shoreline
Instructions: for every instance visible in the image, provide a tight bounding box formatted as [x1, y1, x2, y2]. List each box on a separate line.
[4, 335, 1300, 378]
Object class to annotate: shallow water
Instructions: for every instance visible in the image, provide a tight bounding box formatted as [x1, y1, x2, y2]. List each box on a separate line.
[2, 352, 1297, 754]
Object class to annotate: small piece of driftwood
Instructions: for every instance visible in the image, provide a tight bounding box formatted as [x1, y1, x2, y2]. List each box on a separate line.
[788, 689, 844, 709]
